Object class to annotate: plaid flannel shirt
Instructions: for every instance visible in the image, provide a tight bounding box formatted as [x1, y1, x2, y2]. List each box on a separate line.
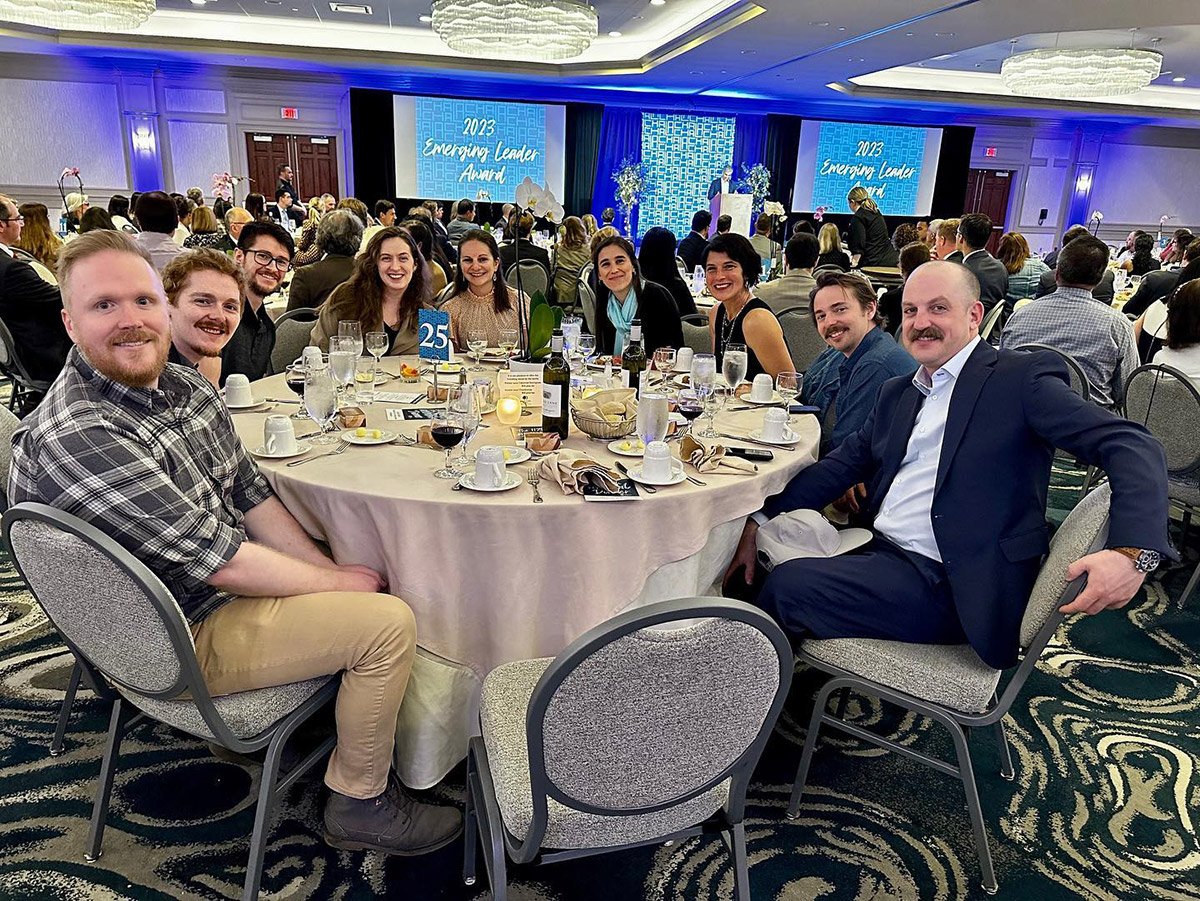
[8, 347, 274, 622]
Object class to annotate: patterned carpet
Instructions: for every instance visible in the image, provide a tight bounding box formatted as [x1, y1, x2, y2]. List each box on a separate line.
[0, 468, 1198, 900]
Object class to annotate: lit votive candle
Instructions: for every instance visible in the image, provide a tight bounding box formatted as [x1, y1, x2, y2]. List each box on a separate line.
[496, 396, 522, 426]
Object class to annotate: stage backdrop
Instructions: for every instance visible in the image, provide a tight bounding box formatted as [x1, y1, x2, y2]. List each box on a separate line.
[640, 112, 735, 240]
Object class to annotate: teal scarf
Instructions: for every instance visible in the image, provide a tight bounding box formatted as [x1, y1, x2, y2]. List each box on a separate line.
[607, 284, 639, 352]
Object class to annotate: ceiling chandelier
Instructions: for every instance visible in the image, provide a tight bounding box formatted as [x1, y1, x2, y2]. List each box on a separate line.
[0, 0, 156, 31]
[431, 0, 598, 61]
[1000, 48, 1163, 99]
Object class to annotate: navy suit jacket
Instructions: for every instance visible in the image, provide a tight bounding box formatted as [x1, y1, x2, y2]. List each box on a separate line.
[763, 341, 1172, 669]
[962, 251, 1011, 315]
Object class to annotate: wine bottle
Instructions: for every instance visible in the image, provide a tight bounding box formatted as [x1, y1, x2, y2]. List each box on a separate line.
[541, 328, 570, 438]
[621, 319, 648, 397]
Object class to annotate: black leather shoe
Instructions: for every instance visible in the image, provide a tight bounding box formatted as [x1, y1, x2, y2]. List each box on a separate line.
[323, 777, 462, 856]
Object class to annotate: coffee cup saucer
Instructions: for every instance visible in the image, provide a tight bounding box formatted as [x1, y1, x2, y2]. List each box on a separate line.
[249, 440, 310, 460]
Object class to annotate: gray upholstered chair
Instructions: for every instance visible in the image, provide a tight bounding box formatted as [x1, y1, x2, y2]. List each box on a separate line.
[3, 503, 337, 901]
[506, 260, 550, 299]
[269, 308, 318, 376]
[786, 483, 1113, 895]
[576, 279, 597, 335]
[775, 305, 826, 373]
[463, 597, 793, 901]
[682, 321, 711, 356]
[979, 302, 1006, 342]
[0, 403, 20, 513]
[1123, 363, 1200, 606]
[0, 319, 53, 415]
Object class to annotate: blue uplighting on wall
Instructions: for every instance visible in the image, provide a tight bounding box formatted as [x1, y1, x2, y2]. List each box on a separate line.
[639, 112, 735, 240]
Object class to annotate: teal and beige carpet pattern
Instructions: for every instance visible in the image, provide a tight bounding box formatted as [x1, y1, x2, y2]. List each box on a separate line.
[0, 469, 1198, 899]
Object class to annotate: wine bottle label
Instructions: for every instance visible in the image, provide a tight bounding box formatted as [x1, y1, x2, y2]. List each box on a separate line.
[542, 384, 561, 417]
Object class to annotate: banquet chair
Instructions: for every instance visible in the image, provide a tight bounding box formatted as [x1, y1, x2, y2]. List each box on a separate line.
[506, 261, 550, 299]
[463, 597, 793, 901]
[3, 503, 338, 901]
[0, 319, 53, 416]
[775, 305, 827, 373]
[1122, 363, 1200, 606]
[786, 482, 1112, 896]
[576, 280, 597, 334]
[979, 302, 1006, 342]
[0, 404, 19, 513]
[682, 321, 710, 355]
[681, 313, 709, 326]
[269, 308, 318, 376]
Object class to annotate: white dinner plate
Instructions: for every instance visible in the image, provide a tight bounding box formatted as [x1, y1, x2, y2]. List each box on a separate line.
[474, 445, 531, 464]
[625, 462, 687, 487]
[608, 437, 646, 457]
[458, 471, 523, 492]
[248, 441, 311, 460]
[340, 429, 398, 445]
[587, 355, 618, 370]
[743, 392, 786, 406]
[748, 428, 803, 446]
[673, 374, 728, 389]
[225, 398, 269, 411]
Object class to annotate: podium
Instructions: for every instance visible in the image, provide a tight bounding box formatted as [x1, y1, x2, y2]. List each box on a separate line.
[709, 192, 752, 238]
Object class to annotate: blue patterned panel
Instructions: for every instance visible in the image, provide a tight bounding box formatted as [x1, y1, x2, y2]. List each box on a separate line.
[811, 122, 928, 216]
[640, 112, 735, 241]
[414, 98, 545, 201]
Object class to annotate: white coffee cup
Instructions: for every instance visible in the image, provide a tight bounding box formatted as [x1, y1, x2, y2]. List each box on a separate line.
[264, 415, 298, 456]
[750, 373, 774, 403]
[675, 347, 694, 371]
[225, 374, 254, 407]
[642, 440, 673, 482]
[300, 346, 324, 371]
[474, 445, 506, 489]
[762, 408, 789, 443]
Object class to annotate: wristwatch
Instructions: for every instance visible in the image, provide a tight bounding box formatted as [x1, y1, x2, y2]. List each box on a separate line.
[1111, 547, 1161, 574]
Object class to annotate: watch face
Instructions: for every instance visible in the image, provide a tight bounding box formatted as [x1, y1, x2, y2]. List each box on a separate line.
[1137, 549, 1162, 573]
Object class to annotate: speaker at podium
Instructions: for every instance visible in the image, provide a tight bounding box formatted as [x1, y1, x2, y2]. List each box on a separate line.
[709, 193, 752, 238]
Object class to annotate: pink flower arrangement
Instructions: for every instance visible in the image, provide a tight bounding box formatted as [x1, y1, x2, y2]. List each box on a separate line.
[813, 205, 828, 222]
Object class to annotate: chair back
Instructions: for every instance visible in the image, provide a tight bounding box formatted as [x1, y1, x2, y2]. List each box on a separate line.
[577, 280, 597, 334]
[433, 283, 456, 308]
[979, 302, 1005, 341]
[1123, 363, 1200, 476]
[0, 318, 49, 391]
[682, 321, 710, 355]
[775, 305, 826, 373]
[525, 598, 791, 825]
[270, 310, 318, 375]
[680, 313, 708, 326]
[0, 404, 21, 512]
[3, 504, 202, 701]
[813, 264, 845, 277]
[1012, 343, 1091, 401]
[506, 261, 549, 298]
[1017, 483, 1111, 652]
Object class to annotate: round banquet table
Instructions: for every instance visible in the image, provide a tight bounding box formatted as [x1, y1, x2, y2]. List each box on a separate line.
[236, 355, 818, 788]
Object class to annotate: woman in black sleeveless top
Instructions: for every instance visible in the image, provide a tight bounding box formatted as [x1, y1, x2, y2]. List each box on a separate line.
[703, 233, 795, 381]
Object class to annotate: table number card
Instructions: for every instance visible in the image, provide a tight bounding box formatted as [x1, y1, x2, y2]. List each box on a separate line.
[496, 371, 543, 408]
[418, 309, 452, 363]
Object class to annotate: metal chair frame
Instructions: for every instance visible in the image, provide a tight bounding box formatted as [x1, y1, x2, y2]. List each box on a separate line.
[979, 302, 1006, 342]
[0, 318, 52, 415]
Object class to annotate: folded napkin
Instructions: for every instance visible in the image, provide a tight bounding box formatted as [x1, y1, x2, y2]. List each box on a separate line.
[572, 387, 637, 422]
[680, 435, 758, 474]
[536, 449, 623, 495]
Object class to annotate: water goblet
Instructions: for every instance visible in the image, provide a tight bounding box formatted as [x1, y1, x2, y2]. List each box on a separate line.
[577, 334, 597, 367]
[303, 367, 339, 444]
[653, 347, 677, 390]
[722, 343, 748, 396]
[776, 371, 802, 419]
[450, 384, 482, 468]
[691, 353, 718, 438]
[366, 330, 388, 380]
[337, 320, 364, 357]
[328, 336, 358, 407]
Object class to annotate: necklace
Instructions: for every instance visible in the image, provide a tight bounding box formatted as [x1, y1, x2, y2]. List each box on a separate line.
[719, 293, 752, 349]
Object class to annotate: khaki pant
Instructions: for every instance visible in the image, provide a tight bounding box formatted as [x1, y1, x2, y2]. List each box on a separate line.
[191, 591, 416, 799]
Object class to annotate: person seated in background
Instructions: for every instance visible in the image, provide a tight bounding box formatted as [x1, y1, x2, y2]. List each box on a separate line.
[925, 218, 942, 248]
[221, 219, 294, 384]
[801, 270, 916, 456]
[891, 222, 919, 252]
[956, 213, 1010, 316]
[62, 192, 88, 238]
[997, 231, 1050, 306]
[287, 209, 363, 312]
[749, 213, 777, 261]
[601, 208, 616, 228]
[846, 186, 899, 268]
[397, 218, 449, 298]
[375, 200, 396, 227]
[163, 248, 244, 387]
[593, 233, 682, 356]
[1152, 280, 1200, 384]
[243, 192, 266, 221]
[677, 209, 712, 273]
[182, 206, 225, 250]
[132, 191, 186, 272]
[724, 260, 1172, 672]
[1121, 232, 1162, 277]
[581, 213, 599, 241]
[494, 202, 514, 232]
[638, 226, 698, 318]
[1126, 238, 1200, 319]
[269, 189, 304, 230]
[931, 218, 961, 262]
[715, 215, 732, 235]
[13, 202, 63, 271]
[108, 194, 138, 233]
[915, 221, 929, 244]
[877, 240, 930, 332]
[816, 223, 851, 271]
[441, 229, 529, 350]
[756, 232, 819, 314]
[1036, 225, 1116, 303]
[446, 198, 476, 249]
[79, 208, 116, 234]
[10, 229, 461, 857]
[1114, 230, 1142, 266]
[793, 220, 815, 237]
[498, 211, 551, 275]
[218, 207, 253, 254]
[212, 197, 231, 224]
[335, 197, 371, 231]
[172, 195, 194, 245]
[0, 194, 72, 392]
[186, 187, 205, 209]
[1001, 234, 1138, 409]
[705, 233, 794, 380]
[311, 226, 431, 356]
[1161, 228, 1193, 266]
[553, 216, 593, 311]
[291, 201, 324, 267]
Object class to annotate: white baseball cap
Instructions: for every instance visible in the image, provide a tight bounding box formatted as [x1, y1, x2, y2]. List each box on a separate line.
[756, 509, 872, 571]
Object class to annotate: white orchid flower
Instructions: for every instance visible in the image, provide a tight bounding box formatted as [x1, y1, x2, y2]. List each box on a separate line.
[515, 177, 544, 211]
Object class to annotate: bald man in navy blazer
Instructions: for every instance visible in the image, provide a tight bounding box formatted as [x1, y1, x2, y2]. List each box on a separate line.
[726, 261, 1173, 670]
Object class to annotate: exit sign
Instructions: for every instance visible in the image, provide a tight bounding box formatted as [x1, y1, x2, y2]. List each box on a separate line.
[280, 107, 299, 120]
[985, 146, 997, 157]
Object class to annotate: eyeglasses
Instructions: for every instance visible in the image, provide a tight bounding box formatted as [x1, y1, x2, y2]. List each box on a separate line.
[249, 249, 292, 272]
[0, 216, 24, 224]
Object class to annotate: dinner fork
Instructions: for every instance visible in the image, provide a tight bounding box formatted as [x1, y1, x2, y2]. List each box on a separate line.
[527, 468, 543, 503]
[286, 437, 350, 466]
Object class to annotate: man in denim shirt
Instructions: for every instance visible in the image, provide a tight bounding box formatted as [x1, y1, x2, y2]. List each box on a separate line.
[802, 270, 916, 454]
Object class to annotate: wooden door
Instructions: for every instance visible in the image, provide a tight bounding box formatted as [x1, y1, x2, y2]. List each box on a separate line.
[294, 136, 338, 201]
[246, 133, 290, 200]
[963, 169, 1013, 254]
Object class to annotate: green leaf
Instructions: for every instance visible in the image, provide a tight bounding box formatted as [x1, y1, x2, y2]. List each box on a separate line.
[528, 301, 555, 353]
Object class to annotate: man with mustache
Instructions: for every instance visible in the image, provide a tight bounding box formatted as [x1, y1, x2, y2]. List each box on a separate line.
[9, 229, 463, 856]
[163, 249, 244, 388]
[725, 260, 1173, 671]
[220, 219, 293, 384]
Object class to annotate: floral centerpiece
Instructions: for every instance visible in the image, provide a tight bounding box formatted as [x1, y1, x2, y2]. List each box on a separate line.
[612, 157, 646, 240]
[737, 162, 772, 220]
[212, 172, 249, 204]
[57, 166, 83, 218]
[813, 205, 829, 223]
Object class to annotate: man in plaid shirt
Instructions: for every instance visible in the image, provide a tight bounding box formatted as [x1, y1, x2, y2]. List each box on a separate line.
[8, 230, 460, 857]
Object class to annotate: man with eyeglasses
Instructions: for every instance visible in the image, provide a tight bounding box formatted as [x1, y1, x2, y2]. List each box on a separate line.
[220, 220, 294, 384]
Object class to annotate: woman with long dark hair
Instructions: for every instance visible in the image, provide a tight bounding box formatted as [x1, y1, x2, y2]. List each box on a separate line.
[637, 226, 698, 317]
[441, 229, 528, 349]
[1154, 279, 1200, 383]
[1124, 232, 1162, 277]
[846, 185, 898, 268]
[593, 234, 682, 355]
[310, 226, 431, 355]
[399, 218, 449, 297]
[244, 192, 266, 220]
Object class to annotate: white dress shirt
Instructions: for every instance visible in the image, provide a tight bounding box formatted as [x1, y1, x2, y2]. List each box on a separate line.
[872, 335, 982, 562]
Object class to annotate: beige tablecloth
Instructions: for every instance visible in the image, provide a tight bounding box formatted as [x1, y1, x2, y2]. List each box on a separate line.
[235, 358, 817, 787]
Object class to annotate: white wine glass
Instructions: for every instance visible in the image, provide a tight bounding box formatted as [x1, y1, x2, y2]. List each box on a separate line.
[653, 347, 677, 391]
[304, 367, 338, 444]
[776, 370, 802, 418]
[577, 334, 597, 367]
[366, 330, 388, 380]
[466, 329, 488, 372]
[691, 353, 718, 438]
[498, 328, 519, 360]
[337, 320, 364, 357]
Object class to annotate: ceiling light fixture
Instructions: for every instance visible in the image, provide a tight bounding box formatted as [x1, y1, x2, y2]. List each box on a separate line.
[1001, 48, 1163, 98]
[0, 0, 155, 30]
[431, 0, 598, 60]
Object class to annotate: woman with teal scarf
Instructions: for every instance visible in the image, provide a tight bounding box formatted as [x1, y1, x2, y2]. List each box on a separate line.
[593, 234, 683, 356]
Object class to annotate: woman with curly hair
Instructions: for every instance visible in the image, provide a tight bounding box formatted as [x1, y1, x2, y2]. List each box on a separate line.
[310, 226, 432, 355]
